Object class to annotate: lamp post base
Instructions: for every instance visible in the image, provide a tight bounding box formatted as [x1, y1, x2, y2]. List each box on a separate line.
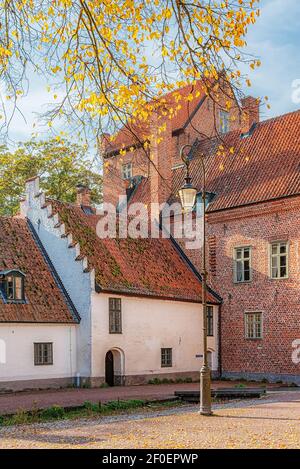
[199, 364, 212, 416]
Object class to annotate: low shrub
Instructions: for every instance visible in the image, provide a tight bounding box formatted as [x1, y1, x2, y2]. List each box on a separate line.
[40, 405, 65, 419]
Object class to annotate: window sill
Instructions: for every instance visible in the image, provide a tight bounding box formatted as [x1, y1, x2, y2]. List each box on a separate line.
[269, 277, 289, 281]
[34, 363, 54, 366]
[233, 281, 252, 285]
[245, 337, 263, 341]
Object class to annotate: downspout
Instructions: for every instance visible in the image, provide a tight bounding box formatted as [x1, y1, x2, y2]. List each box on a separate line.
[218, 303, 223, 378]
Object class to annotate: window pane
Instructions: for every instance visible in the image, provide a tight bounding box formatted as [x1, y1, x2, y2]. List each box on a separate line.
[7, 276, 14, 299]
[280, 266, 287, 278]
[272, 244, 278, 255]
[244, 268, 250, 282]
[236, 261, 243, 282]
[280, 244, 287, 254]
[244, 248, 250, 259]
[15, 277, 23, 300]
[236, 249, 242, 260]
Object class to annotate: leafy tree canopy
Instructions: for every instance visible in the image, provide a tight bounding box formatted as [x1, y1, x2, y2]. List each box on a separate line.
[0, 138, 102, 216]
[0, 0, 261, 143]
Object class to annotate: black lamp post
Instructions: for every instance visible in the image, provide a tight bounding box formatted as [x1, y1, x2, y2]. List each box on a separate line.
[178, 144, 212, 416]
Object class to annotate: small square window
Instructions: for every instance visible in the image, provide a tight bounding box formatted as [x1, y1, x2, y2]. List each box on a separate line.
[122, 163, 132, 180]
[245, 313, 263, 339]
[34, 343, 53, 365]
[270, 242, 288, 279]
[109, 298, 122, 333]
[161, 348, 172, 367]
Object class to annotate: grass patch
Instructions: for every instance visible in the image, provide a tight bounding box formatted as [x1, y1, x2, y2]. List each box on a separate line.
[0, 398, 183, 427]
[147, 377, 194, 385]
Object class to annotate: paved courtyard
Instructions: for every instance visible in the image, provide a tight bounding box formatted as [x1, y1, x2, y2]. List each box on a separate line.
[0, 391, 299, 449]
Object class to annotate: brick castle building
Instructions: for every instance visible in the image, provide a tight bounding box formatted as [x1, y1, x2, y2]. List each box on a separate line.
[101, 82, 300, 385]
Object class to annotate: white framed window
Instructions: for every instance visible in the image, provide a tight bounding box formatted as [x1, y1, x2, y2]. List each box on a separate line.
[219, 110, 230, 134]
[270, 242, 288, 279]
[245, 312, 263, 339]
[234, 247, 251, 283]
[122, 162, 132, 180]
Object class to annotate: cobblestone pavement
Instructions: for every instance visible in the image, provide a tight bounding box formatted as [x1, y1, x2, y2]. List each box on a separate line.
[0, 391, 299, 449]
[0, 381, 280, 415]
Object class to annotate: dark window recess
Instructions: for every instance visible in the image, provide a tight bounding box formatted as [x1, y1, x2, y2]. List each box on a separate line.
[161, 348, 172, 367]
[109, 298, 122, 333]
[0, 270, 25, 302]
[207, 306, 214, 336]
[34, 343, 53, 365]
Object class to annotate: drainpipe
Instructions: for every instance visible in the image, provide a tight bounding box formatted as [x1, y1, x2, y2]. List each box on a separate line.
[218, 303, 223, 378]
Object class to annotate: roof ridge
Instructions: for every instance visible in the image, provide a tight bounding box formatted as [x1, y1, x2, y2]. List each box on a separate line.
[257, 108, 300, 126]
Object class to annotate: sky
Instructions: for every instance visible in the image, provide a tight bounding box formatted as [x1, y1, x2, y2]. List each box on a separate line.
[3, 0, 300, 144]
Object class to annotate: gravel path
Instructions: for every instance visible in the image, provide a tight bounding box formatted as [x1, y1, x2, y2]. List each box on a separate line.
[0, 391, 299, 449]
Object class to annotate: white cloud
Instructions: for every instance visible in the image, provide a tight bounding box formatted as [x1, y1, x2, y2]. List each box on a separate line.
[245, 0, 300, 119]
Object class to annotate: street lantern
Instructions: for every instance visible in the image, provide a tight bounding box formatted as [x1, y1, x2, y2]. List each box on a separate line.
[178, 175, 197, 213]
[178, 143, 212, 416]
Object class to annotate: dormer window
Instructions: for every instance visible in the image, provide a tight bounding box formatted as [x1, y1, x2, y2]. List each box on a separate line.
[0, 270, 26, 303]
[195, 191, 216, 213]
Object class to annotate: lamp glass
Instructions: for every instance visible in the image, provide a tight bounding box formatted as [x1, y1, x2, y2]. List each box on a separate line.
[178, 185, 197, 212]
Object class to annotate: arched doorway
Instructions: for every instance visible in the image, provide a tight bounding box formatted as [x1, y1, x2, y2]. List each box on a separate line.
[105, 348, 125, 386]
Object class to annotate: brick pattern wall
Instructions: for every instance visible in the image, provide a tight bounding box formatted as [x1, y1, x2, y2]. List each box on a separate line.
[207, 197, 300, 380]
[103, 146, 149, 207]
[102, 91, 243, 207]
[169, 196, 300, 382]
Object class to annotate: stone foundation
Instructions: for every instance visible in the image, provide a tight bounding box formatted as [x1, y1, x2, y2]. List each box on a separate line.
[0, 377, 74, 393]
[222, 371, 300, 386]
[90, 370, 219, 387]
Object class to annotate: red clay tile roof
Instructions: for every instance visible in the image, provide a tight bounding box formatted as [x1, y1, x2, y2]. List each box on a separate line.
[0, 217, 78, 323]
[106, 82, 206, 155]
[172, 110, 300, 212]
[49, 200, 219, 304]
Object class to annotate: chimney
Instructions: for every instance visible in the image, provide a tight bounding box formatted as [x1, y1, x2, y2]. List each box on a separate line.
[240, 96, 260, 135]
[98, 133, 111, 156]
[149, 114, 173, 208]
[76, 184, 91, 207]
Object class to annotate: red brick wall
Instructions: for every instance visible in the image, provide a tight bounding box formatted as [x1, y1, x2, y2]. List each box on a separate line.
[169, 196, 300, 382]
[102, 91, 244, 207]
[103, 146, 149, 207]
[207, 196, 300, 381]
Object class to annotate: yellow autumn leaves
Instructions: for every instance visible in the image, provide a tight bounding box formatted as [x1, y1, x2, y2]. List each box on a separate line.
[0, 0, 261, 140]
